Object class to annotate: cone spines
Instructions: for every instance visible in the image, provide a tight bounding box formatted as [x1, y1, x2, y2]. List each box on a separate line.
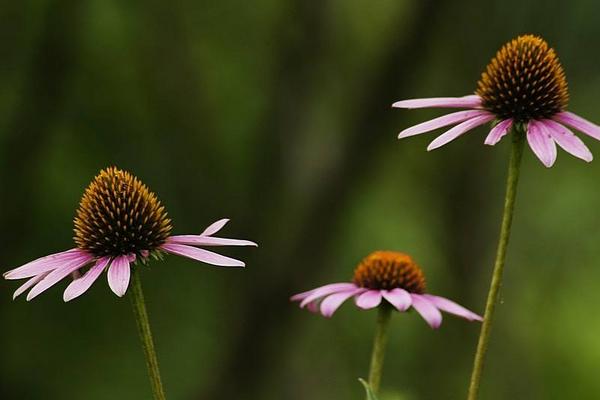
[74, 167, 172, 257]
[353, 251, 426, 293]
[476, 35, 568, 122]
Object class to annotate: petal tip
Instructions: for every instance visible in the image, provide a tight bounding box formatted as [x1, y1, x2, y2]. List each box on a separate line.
[63, 292, 76, 302]
[3, 271, 16, 280]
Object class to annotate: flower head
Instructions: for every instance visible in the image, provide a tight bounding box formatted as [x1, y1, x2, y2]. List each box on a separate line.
[393, 34, 600, 167]
[290, 251, 482, 329]
[4, 167, 257, 301]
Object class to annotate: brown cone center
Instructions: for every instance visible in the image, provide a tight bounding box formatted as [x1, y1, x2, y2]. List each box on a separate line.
[73, 167, 172, 258]
[352, 251, 426, 293]
[476, 34, 569, 122]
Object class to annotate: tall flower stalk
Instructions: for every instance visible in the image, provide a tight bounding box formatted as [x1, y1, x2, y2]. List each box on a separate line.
[366, 305, 393, 397]
[467, 128, 524, 399]
[130, 268, 166, 400]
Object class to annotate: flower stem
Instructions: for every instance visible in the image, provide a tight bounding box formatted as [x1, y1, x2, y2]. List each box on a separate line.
[367, 305, 393, 397]
[467, 128, 525, 399]
[130, 268, 167, 400]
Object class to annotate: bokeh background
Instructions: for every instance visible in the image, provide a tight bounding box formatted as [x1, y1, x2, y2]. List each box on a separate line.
[2, 0, 600, 399]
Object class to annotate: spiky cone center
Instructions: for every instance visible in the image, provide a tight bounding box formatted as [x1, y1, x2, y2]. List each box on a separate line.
[352, 251, 426, 293]
[73, 167, 172, 258]
[476, 34, 569, 122]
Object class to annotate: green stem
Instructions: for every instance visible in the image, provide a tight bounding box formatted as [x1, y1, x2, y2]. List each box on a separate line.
[367, 306, 393, 397]
[130, 268, 167, 400]
[467, 129, 525, 400]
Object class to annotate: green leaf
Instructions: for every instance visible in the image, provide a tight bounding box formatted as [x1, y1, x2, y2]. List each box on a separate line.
[358, 378, 380, 400]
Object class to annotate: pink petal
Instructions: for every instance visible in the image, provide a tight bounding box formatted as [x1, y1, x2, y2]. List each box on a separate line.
[26, 255, 94, 301]
[410, 294, 442, 329]
[398, 110, 489, 139]
[542, 120, 593, 162]
[423, 294, 482, 322]
[290, 288, 317, 302]
[296, 283, 357, 308]
[107, 255, 131, 297]
[527, 120, 557, 167]
[392, 95, 482, 109]
[427, 114, 495, 151]
[161, 243, 245, 267]
[382, 288, 412, 311]
[201, 219, 230, 236]
[355, 290, 383, 309]
[320, 288, 365, 318]
[12, 272, 50, 300]
[484, 119, 513, 146]
[167, 235, 257, 247]
[553, 111, 600, 141]
[4, 248, 87, 280]
[63, 257, 111, 302]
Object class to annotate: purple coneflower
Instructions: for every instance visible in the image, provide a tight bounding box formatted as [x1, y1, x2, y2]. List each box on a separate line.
[393, 35, 599, 167]
[4, 166, 256, 400]
[393, 35, 592, 400]
[291, 251, 481, 396]
[292, 251, 481, 328]
[4, 166, 256, 302]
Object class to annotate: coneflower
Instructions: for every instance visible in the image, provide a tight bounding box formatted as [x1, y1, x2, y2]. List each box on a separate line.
[394, 35, 599, 167]
[291, 251, 481, 397]
[4, 166, 257, 400]
[392, 35, 595, 399]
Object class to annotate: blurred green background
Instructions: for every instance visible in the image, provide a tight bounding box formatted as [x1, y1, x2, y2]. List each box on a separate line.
[2, 0, 600, 399]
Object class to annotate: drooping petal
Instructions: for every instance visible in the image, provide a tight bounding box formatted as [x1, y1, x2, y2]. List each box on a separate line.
[12, 272, 50, 300]
[542, 120, 593, 162]
[527, 121, 557, 167]
[296, 283, 357, 308]
[320, 288, 365, 318]
[410, 294, 442, 329]
[392, 95, 482, 109]
[484, 119, 513, 146]
[201, 219, 230, 236]
[290, 288, 317, 302]
[161, 243, 245, 267]
[4, 248, 87, 280]
[63, 257, 111, 302]
[26, 254, 94, 301]
[167, 235, 257, 247]
[107, 255, 131, 297]
[423, 294, 482, 322]
[355, 290, 383, 309]
[427, 114, 495, 151]
[382, 288, 412, 311]
[553, 111, 600, 141]
[398, 110, 489, 139]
